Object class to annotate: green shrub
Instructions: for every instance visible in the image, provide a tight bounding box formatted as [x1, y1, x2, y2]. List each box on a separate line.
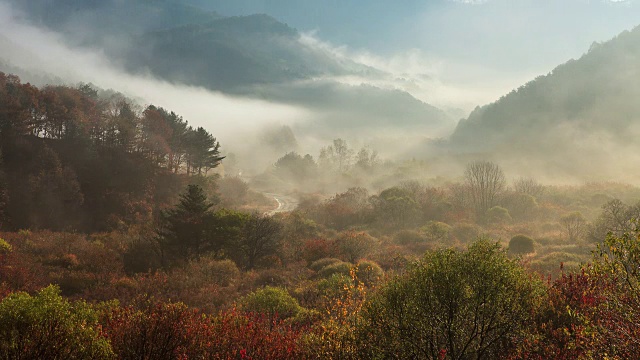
[355, 260, 384, 287]
[309, 257, 342, 272]
[0, 285, 114, 359]
[318, 261, 353, 278]
[508, 235, 535, 255]
[0, 238, 11, 255]
[486, 206, 512, 224]
[317, 274, 353, 301]
[239, 286, 303, 320]
[334, 231, 377, 263]
[421, 221, 452, 242]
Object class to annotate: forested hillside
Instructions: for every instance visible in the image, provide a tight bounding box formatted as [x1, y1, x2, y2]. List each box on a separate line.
[0, 72, 222, 231]
[450, 26, 640, 178]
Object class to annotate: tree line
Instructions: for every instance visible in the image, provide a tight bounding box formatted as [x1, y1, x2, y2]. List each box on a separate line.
[0, 72, 223, 231]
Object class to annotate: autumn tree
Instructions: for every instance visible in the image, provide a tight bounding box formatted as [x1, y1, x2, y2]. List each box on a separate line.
[321, 187, 371, 230]
[140, 105, 172, 165]
[0, 73, 39, 137]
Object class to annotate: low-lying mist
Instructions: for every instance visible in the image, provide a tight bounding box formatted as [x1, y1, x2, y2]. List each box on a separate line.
[3, 0, 640, 194]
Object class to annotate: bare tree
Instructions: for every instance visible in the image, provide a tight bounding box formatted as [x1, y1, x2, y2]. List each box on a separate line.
[464, 161, 506, 215]
[560, 211, 587, 241]
[514, 177, 545, 198]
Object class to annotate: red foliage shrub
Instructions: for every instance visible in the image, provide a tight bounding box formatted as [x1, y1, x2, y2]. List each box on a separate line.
[101, 301, 307, 360]
[301, 238, 333, 264]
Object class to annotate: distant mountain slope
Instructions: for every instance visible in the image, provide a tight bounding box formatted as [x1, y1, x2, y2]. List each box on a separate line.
[447, 26, 640, 179]
[452, 27, 640, 150]
[121, 14, 376, 90]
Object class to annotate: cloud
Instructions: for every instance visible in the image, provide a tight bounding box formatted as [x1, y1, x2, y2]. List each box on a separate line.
[298, 31, 534, 115]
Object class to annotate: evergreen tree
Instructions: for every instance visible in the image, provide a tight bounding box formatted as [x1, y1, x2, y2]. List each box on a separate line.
[157, 185, 215, 265]
[186, 127, 224, 175]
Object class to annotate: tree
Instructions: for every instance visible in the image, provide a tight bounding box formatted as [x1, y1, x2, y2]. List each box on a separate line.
[237, 213, 283, 269]
[354, 147, 378, 172]
[186, 127, 224, 175]
[261, 125, 298, 153]
[358, 240, 544, 359]
[464, 161, 506, 217]
[322, 187, 371, 230]
[0, 150, 7, 229]
[371, 187, 420, 229]
[513, 177, 545, 198]
[157, 185, 216, 265]
[319, 138, 354, 173]
[25, 145, 84, 230]
[588, 199, 640, 243]
[559, 211, 587, 241]
[0, 73, 39, 137]
[273, 152, 317, 183]
[140, 105, 172, 165]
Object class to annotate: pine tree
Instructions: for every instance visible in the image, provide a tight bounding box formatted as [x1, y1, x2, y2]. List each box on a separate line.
[157, 185, 214, 265]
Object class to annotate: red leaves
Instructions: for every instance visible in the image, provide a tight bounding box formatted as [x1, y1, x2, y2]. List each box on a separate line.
[100, 302, 306, 360]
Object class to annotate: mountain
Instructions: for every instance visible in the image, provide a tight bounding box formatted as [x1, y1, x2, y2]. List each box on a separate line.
[447, 26, 640, 180]
[4, 0, 452, 138]
[120, 14, 376, 90]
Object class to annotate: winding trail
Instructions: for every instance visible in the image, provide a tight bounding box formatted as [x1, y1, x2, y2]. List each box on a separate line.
[263, 193, 299, 215]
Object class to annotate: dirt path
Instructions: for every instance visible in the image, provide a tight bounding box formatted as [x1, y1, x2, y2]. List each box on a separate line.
[263, 193, 299, 215]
